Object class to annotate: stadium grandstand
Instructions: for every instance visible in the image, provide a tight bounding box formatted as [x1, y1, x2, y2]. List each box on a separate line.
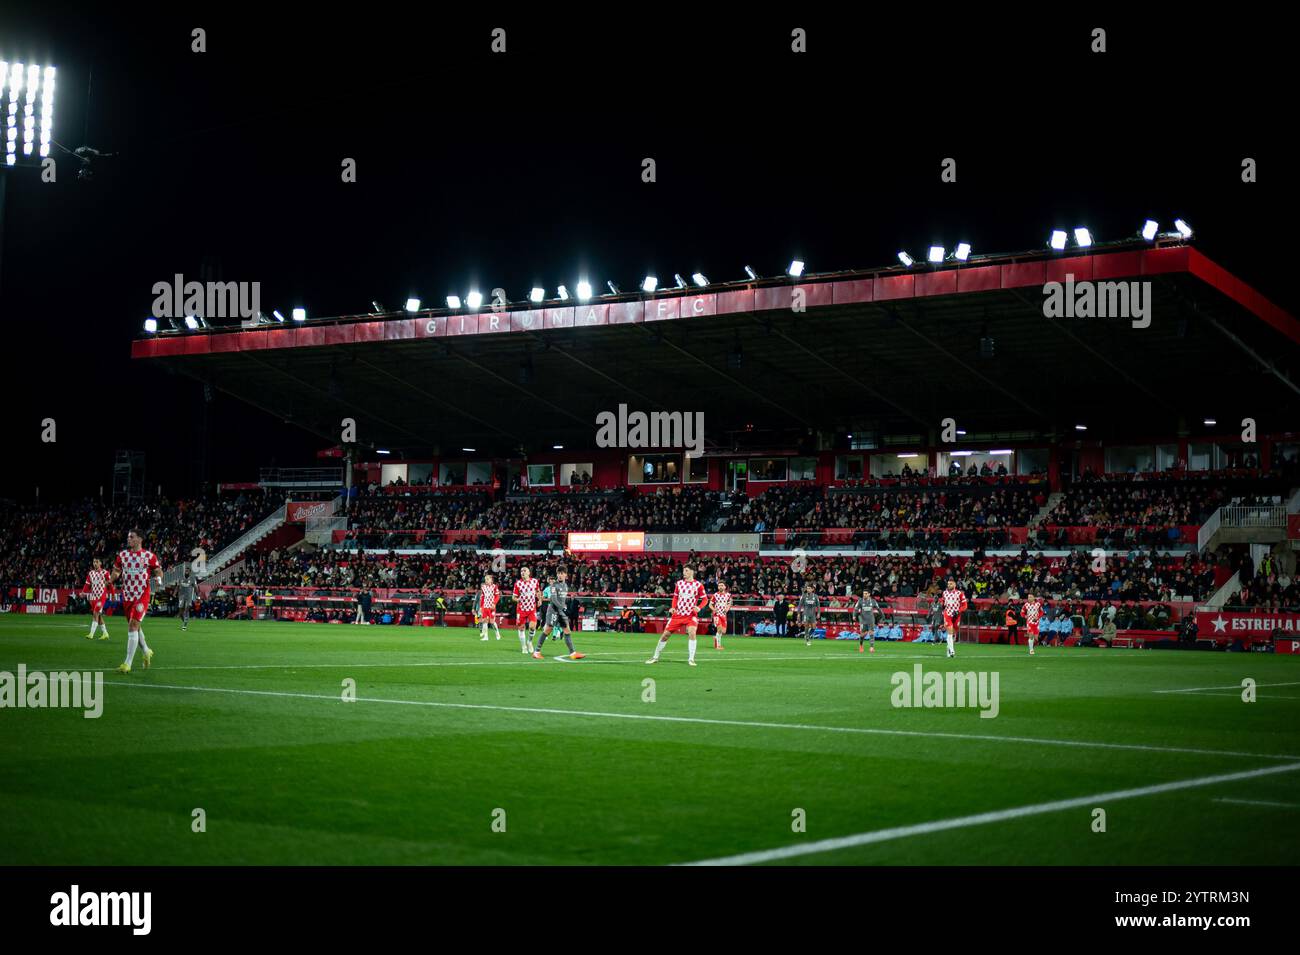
[8, 239, 1298, 653]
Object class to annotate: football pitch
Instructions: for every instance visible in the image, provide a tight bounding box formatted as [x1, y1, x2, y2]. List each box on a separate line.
[1, 615, 1298, 866]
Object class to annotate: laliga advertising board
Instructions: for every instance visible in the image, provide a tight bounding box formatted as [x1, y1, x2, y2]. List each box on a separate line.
[567, 532, 645, 553]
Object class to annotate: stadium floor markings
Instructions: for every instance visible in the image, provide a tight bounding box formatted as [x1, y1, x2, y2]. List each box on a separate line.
[97, 679, 1300, 762]
[678, 760, 1300, 866]
[1212, 797, 1300, 809]
[1162, 690, 1300, 701]
[1153, 681, 1300, 694]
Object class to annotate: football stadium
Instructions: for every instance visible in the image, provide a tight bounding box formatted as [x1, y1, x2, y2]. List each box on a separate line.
[1, 6, 1297, 936]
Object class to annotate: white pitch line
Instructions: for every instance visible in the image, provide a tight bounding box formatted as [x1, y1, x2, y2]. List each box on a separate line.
[1213, 797, 1300, 809]
[679, 761, 1300, 866]
[1154, 681, 1300, 694]
[1167, 691, 1300, 701]
[98, 679, 1300, 762]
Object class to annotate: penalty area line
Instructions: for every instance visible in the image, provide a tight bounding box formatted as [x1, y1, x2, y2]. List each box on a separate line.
[678, 760, 1300, 866]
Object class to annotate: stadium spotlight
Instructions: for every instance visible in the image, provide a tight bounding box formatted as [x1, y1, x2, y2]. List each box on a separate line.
[642, 276, 658, 293]
[184, 315, 200, 330]
[787, 260, 805, 278]
[446, 295, 462, 309]
[556, 285, 570, 301]
[466, 291, 483, 309]
[143, 317, 158, 333]
[744, 265, 758, 280]
[553, 444, 564, 450]
[1074, 424, 1088, 431]
[1074, 228, 1092, 248]
[1049, 230, 1068, 251]
[461, 447, 477, 453]
[927, 246, 945, 264]
[376, 449, 391, 455]
[954, 242, 971, 261]
[606, 280, 621, 295]
[576, 281, 593, 301]
[272, 310, 285, 323]
[673, 273, 687, 289]
[1141, 219, 1159, 241]
[692, 272, 708, 287]
[1174, 218, 1193, 238]
[529, 287, 545, 303]
[405, 297, 421, 313]
[1203, 417, 1217, 426]
[897, 251, 915, 267]
[292, 307, 307, 322]
[0, 60, 55, 165]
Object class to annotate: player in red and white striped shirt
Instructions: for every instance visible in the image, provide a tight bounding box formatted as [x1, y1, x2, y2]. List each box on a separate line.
[111, 529, 163, 673]
[709, 581, 732, 651]
[1022, 592, 1044, 657]
[512, 567, 541, 654]
[940, 578, 968, 659]
[648, 565, 707, 667]
[83, 558, 114, 641]
[478, 574, 502, 642]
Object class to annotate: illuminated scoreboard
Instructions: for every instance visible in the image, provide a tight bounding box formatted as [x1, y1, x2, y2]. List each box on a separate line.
[567, 532, 645, 553]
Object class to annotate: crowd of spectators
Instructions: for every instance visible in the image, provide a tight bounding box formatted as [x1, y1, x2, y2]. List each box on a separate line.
[341, 489, 493, 546]
[815, 487, 1041, 531]
[1043, 481, 1226, 529]
[1223, 548, 1299, 610]
[222, 546, 1216, 606]
[0, 492, 286, 590]
[471, 486, 720, 535]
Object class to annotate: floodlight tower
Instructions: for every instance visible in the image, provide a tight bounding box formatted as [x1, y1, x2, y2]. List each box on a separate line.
[0, 58, 58, 297]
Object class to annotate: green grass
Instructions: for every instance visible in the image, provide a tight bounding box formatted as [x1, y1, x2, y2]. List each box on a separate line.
[0, 614, 1298, 865]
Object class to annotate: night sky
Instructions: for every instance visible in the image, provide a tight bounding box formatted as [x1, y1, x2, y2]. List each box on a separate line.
[0, 7, 1293, 500]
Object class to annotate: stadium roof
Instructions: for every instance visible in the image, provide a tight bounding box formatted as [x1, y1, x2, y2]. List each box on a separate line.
[132, 243, 1300, 456]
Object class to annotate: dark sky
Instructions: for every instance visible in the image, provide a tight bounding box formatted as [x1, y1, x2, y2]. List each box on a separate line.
[0, 7, 1294, 500]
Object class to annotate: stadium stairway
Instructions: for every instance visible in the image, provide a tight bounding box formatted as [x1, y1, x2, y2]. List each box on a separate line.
[1196, 486, 1297, 551]
[196, 558, 246, 590]
[161, 502, 289, 587]
[1203, 570, 1242, 610]
[1030, 491, 1063, 527]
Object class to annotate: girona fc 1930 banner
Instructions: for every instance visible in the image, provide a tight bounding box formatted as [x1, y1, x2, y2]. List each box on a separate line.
[1196, 610, 1300, 641]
